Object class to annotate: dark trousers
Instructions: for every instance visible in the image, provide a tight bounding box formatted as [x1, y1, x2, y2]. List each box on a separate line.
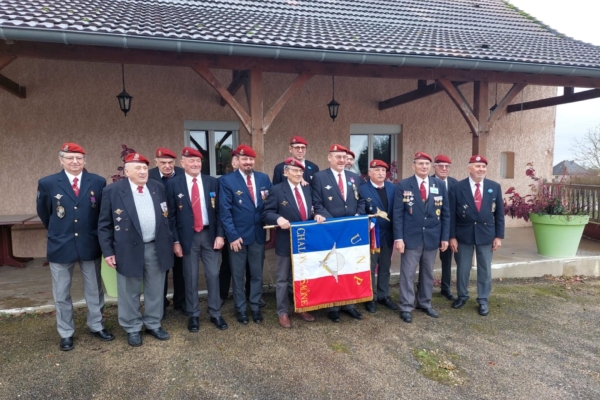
[439, 247, 456, 293]
[219, 240, 250, 300]
[163, 255, 185, 309]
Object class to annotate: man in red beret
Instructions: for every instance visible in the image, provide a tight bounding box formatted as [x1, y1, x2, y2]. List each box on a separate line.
[98, 153, 174, 346]
[219, 145, 272, 324]
[432, 154, 459, 302]
[311, 143, 366, 322]
[449, 155, 504, 316]
[166, 147, 226, 332]
[37, 142, 113, 351]
[393, 152, 449, 323]
[345, 149, 357, 173]
[148, 147, 186, 316]
[272, 136, 320, 186]
[360, 159, 399, 313]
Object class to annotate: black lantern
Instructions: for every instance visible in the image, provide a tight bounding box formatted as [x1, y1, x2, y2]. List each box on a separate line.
[327, 75, 340, 121]
[116, 64, 133, 116]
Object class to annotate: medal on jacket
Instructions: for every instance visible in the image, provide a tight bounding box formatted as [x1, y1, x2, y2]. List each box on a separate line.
[55, 194, 65, 218]
[350, 178, 359, 200]
[90, 191, 97, 208]
[492, 203, 496, 212]
[210, 192, 216, 208]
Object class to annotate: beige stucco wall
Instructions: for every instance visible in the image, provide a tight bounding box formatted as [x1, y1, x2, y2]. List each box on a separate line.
[0, 59, 555, 257]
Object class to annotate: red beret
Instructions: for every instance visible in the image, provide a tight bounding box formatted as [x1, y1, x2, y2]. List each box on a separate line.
[61, 142, 85, 155]
[469, 155, 488, 165]
[290, 136, 308, 146]
[434, 154, 452, 164]
[284, 157, 305, 170]
[414, 152, 432, 162]
[155, 147, 177, 158]
[236, 145, 256, 158]
[347, 150, 356, 159]
[329, 144, 347, 153]
[369, 159, 389, 169]
[124, 153, 149, 166]
[182, 147, 203, 158]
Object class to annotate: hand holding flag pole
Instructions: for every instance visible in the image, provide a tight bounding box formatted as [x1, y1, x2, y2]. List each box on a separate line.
[263, 208, 389, 229]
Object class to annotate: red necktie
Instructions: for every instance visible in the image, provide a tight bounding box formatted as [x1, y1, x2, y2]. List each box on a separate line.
[192, 178, 204, 232]
[137, 186, 143, 194]
[337, 173, 345, 199]
[294, 187, 307, 221]
[420, 181, 427, 202]
[246, 174, 256, 206]
[72, 177, 79, 197]
[474, 183, 482, 212]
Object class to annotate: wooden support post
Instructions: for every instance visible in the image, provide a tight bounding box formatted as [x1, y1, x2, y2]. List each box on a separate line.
[472, 81, 489, 157]
[247, 69, 265, 170]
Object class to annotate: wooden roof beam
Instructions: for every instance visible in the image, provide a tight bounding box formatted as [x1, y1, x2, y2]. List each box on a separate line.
[507, 88, 600, 113]
[220, 70, 248, 106]
[379, 80, 467, 110]
[0, 55, 26, 98]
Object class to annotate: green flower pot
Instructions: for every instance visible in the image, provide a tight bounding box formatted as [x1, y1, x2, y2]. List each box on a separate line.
[529, 213, 590, 257]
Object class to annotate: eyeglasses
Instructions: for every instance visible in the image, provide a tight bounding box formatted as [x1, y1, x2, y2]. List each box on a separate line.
[61, 156, 84, 162]
[291, 146, 306, 151]
[435, 164, 451, 169]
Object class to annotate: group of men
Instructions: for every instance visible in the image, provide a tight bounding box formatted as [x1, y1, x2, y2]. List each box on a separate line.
[36, 136, 504, 351]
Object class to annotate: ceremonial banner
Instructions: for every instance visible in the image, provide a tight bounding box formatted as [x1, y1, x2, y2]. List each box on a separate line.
[291, 215, 373, 312]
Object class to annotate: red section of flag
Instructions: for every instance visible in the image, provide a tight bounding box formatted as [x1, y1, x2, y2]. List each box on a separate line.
[293, 270, 372, 312]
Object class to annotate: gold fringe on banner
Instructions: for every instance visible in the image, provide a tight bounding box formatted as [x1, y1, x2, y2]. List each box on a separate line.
[294, 295, 374, 313]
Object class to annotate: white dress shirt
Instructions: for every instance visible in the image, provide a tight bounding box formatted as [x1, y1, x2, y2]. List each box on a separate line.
[330, 168, 347, 201]
[288, 179, 308, 216]
[64, 171, 82, 189]
[415, 175, 429, 199]
[469, 177, 484, 197]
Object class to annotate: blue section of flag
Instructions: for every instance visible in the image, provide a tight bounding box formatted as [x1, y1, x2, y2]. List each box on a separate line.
[291, 216, 370, 254]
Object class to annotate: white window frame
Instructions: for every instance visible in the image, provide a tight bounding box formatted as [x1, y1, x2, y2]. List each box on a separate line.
[184, 120, 240, 177]
[350, 124, 402, 176]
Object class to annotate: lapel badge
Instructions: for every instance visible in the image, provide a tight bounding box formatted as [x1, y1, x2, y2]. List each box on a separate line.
[281, 201, 288, 206]
[115, 226, 120, 231]
[54, 194, 63, 200]
[90, 191, 97, 208]
[239, 199, 243, 204]
[367, 198, 372, 202]
[488, 188, 493, 193]
[492, 203, 497, 212]
[163, 211, 168, 217]
[56, 205, 65, 218]
[178, 193, 184, 199]
[325, 185, 332, 190]
[116, 217, 122, 222]
[210, 192, 216, 208]
[436, 209, 441, 216]
[236, 190, 243, 196]
[328, 196, 333, 201]
[463, 204, 468, 209]
[114, 209, 123, 215]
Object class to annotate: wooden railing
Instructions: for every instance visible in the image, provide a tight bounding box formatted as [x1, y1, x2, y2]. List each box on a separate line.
[546, 183, 600, 223]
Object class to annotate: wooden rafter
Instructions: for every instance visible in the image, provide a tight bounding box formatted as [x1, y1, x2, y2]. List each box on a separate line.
[488, 83, 527, 126]
[220, 70, 248, 106]
[264, 73, 312, 131]
[507, 88, 600, 113]
[0, 55, 26, 98]
[379, 81, 467, 110]
[0, 55, 15, 70]
[437, 79, 478, 135]
[248, 69, 265, 169]
[2, 41, 600, 88]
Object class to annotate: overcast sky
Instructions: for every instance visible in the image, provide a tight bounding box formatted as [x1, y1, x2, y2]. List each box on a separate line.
[509, 0, 600, 165]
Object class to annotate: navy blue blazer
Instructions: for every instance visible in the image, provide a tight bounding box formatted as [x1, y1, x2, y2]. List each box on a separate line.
[166, 172, 224, 255]
[98, 179, 174, 278]
[360, 179, 395, 247]
[36, 170, 106, 263]
[262, 181, 313, 257]
[393, 175, 450, 251]
[149, 166, 185, 186]
[311, 169, 366, 218]
[432, 175, 459, 194]
[219, 170, 272, 245]
[272, 159, 320, 185]
[450, 178, 505, 245]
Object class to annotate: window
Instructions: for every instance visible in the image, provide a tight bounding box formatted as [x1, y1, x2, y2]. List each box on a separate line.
[184, 121, 240, 177]
[349, 124, 401, 176]
[500, 151, 515, 179]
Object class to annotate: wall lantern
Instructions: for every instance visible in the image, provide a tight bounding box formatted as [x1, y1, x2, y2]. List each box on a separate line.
[327, 75, 340, 122]
[116, 64, 133, 117]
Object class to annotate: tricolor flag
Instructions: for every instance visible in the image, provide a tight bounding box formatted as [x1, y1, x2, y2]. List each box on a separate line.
[291, 215, 373, 312]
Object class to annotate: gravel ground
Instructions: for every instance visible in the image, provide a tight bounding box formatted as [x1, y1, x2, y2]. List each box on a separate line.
[1, 277, 599, 400]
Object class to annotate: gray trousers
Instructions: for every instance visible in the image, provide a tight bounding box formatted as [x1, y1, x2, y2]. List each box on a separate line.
[182, 230, 221, 318]
[455, 243, 493, 305]
[49, 259, 104, 338]
[439, 247, 457, 293]
[370, 240, 393, 301]
[276, 255, 292, 317]
[116, 242, 165, 333]
[399, 243, 437, 312]
[229, 240, 264, 312]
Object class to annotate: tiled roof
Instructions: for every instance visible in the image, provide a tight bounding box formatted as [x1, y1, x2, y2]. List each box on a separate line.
[553, 161, 592, 176]
[1, 0, 599, 69]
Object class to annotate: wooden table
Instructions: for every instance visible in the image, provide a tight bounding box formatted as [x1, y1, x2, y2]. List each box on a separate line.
[0, 214, 37, 268]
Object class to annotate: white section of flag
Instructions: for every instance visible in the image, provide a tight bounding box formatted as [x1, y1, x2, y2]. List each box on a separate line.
[292, 244, 370, 281]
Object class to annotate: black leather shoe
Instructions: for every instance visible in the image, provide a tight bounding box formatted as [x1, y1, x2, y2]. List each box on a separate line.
[441, 291, 458, 301]
[237, 311, 249, 325]
[127, 332, 143, 347]
[258, 298, 266, 308]
[478, 304, 489, 316]
[452, 298, 467, 309]
[91, 329, 115, 342]
[343, 308, 363, 320]
[400, 312, 412, 323]
[187, 317, 199, 332]
[365, 301, 377, 313]
[377, 297, 400, 310]
[173, 305, 187, 316]
[417, 307, 439, 318]
[145, 327, 170, 341]
[328, 311, 340, 322]
[252, 310, 263, 323]
[59, 337, 74, 351]
[210, 316, 228, 330]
